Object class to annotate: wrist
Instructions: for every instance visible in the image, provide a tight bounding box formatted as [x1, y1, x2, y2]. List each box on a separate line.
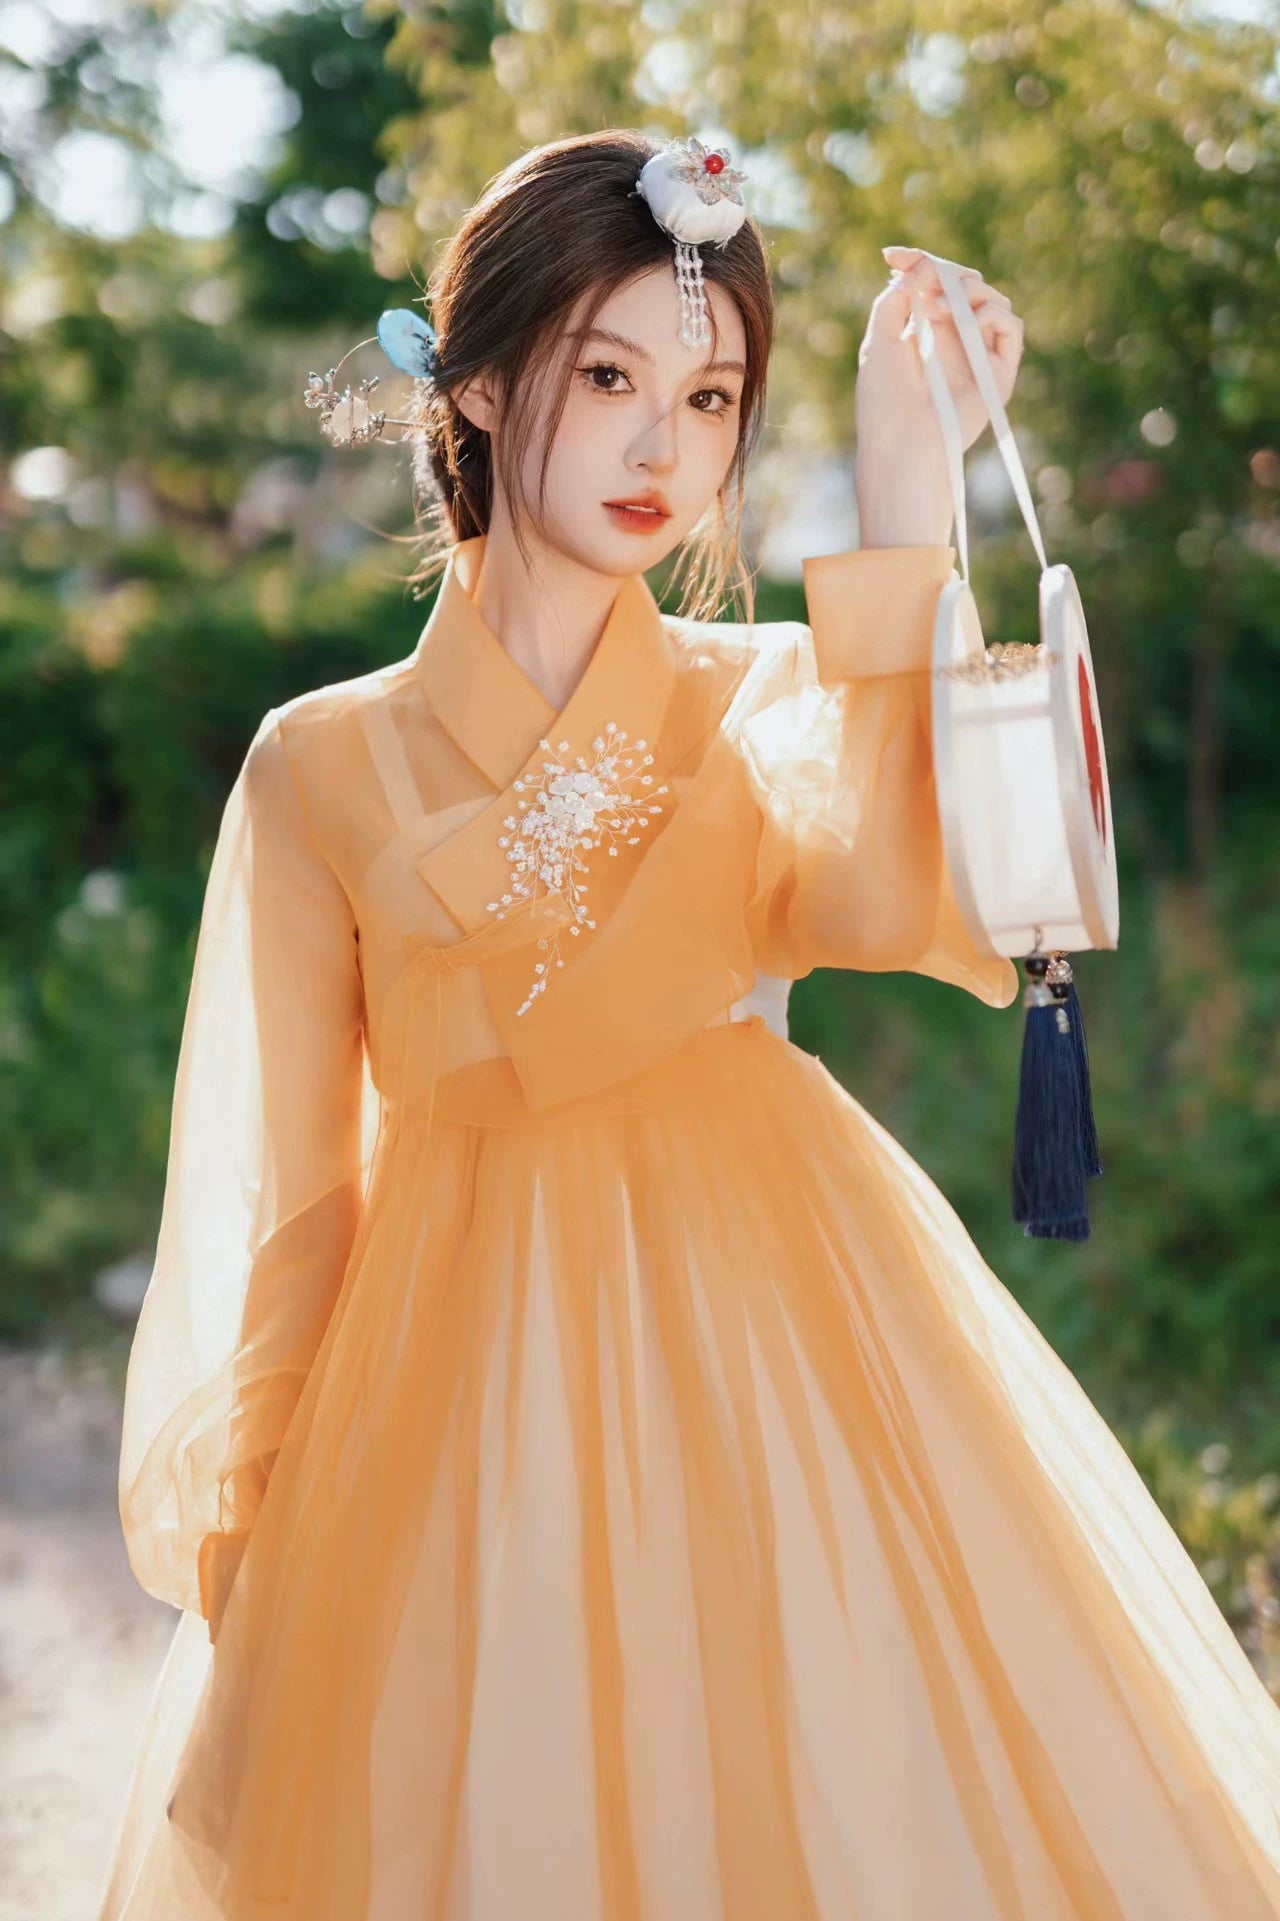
[855, 434, 953, 548]
[856, 475, 953, 548]
[858, 515, 953, 548]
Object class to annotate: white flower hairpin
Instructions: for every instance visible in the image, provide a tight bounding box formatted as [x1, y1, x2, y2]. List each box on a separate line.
[301, 305, 444, 515]
[633, 136, 751, 349]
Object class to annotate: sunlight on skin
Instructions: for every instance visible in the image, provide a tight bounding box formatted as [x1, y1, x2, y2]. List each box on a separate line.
[450, 266, 747, 708]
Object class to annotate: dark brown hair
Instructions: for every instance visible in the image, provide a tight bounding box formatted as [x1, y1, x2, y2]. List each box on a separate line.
[401, 129, 775, 624]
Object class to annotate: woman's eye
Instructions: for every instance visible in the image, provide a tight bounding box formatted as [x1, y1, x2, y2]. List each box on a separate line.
[690, 386, 739, 416]
[578, 362, 633, 394]
[576, 363, 739, 416]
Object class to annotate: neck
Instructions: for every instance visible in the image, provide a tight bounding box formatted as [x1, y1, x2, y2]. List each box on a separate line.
[470, 499, 634, 713]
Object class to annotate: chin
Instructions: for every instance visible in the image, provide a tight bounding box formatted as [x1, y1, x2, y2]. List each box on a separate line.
[561, 523, 681, 577]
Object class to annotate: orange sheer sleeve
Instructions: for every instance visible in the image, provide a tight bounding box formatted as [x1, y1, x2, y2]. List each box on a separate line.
[117, 708, 367, 1624]
[741, 543, 1019, 1009]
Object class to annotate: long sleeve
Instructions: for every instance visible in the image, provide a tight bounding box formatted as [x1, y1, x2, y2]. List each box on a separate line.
[117, 706, 367, 1622]
[741, 544, 1019, 1009]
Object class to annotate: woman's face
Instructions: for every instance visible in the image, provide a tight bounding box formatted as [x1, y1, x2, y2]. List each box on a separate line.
[508, 265, 748, 577]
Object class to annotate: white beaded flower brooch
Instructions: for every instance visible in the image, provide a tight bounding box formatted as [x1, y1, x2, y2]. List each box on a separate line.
[486, 724, 669, 1014]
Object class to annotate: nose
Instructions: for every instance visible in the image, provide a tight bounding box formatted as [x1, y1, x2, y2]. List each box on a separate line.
[627, 387, 682, 472]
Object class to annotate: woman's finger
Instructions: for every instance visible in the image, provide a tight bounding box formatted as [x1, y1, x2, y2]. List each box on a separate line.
[914, 283, 1021, 334]
[916, 291, 1015, 337]
[882, 244, 980, 276]
[913, 300, 1023, 375]
[888, 262, 981, 327]
[893, 254, 985, 296]
[911, 270, 1013, 314]
[888, 252, 1016, 315]
[965, 301, 1025, 367]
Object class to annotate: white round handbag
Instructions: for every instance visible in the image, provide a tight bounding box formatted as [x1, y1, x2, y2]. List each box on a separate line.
[909, 252, 1120, 1240]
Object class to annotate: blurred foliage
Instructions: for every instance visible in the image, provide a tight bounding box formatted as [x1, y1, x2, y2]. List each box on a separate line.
[1, 0, 1279, 1625]
[1119, 1412, 1280, 1702]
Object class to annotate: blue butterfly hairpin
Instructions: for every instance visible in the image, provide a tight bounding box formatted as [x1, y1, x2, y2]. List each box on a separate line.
[302, 306, 442, 448]
[375, 309, 441, 379]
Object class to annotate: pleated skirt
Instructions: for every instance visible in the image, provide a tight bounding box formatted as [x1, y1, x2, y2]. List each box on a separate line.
[97, 1017, 1280, 1920]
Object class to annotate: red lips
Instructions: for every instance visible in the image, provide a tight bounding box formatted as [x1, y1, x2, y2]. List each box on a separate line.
[604, 490, 671, 516]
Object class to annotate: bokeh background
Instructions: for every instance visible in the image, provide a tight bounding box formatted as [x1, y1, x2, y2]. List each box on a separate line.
[2, 0, 1279, 1910]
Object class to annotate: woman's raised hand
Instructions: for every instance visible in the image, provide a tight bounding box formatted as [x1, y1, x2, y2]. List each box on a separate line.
[852, 246, 1026, 547]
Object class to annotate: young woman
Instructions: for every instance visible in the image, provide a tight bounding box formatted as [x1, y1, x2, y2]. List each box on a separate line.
[97, 129, 1280, 1920]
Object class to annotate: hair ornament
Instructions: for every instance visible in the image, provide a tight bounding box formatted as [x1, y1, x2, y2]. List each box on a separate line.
[633, 136, 750, 350]
[302, 306, 441, 450]
[376, 308, 442, 380]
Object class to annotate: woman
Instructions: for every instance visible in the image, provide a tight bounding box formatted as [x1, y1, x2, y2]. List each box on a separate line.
[97, 129, 1280, 1919]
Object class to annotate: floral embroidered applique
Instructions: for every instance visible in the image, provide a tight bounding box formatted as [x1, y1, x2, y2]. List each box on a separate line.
[486, 723, 670, 1014]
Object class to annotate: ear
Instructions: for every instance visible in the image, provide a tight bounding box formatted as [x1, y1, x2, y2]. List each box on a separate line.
[452, 371, 500, 436]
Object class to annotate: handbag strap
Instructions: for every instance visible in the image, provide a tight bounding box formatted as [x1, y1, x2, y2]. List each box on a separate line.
[909, 250, 1049, 579]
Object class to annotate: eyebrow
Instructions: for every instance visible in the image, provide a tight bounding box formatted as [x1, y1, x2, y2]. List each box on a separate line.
[572, 325, 746, 378]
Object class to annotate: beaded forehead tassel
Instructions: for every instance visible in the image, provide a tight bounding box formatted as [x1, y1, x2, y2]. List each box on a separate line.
[632, 136, 750, 350]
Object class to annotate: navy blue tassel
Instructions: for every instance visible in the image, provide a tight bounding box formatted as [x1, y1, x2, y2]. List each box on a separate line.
[1063, 977, 1102, 1180]
[1011, 951, 1095, 1240]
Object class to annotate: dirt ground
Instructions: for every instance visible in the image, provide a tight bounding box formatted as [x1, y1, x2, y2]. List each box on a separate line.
[0, 1343, 178, 1921]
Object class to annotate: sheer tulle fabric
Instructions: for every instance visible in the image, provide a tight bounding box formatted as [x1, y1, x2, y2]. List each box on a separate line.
[98, 536, 1280, 1919]
[115, 714, 368, 1622]
[103, 1027, 1280, 1918]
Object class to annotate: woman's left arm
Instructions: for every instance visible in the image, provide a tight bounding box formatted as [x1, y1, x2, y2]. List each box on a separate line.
[742, 250, 1026, 1005]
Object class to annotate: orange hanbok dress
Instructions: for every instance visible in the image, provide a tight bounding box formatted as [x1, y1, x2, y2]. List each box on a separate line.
[96, 533, 1280, 1920]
